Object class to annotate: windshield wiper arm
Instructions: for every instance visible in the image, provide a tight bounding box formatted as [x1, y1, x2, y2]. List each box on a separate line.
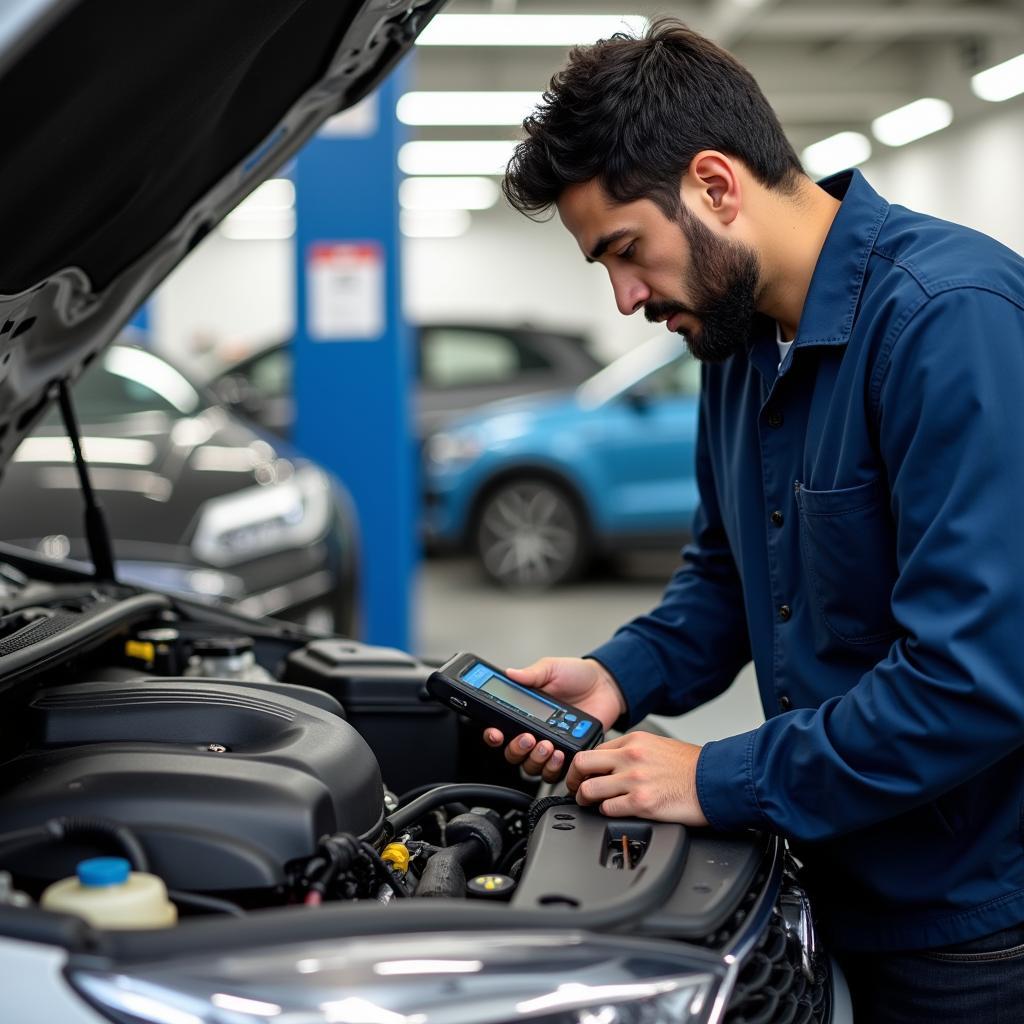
[57, 381, 117, 582]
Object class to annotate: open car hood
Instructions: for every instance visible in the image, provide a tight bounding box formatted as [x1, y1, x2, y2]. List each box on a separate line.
[0, 0, 442, 474]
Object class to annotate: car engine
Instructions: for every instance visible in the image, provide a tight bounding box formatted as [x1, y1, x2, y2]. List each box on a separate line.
[0, 581, 833, 1021]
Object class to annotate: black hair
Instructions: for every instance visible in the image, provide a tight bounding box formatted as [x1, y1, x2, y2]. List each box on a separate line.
[503, 16, 802, 219]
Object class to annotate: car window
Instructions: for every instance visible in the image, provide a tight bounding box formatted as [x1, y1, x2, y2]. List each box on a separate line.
[420, 328, 552, 389]
[40, 347, 202, 425]
[240, 347, 292, 399]
[640, 355, 702, 398]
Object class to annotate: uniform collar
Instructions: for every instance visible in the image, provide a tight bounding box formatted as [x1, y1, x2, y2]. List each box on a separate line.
[792, 168, 890, 349]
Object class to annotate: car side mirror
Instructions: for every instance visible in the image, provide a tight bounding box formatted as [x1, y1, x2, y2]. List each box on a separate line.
[216, 375, 262, 416]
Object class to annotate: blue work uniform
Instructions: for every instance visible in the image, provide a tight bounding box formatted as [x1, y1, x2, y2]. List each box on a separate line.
[588, 169, 1024, 952]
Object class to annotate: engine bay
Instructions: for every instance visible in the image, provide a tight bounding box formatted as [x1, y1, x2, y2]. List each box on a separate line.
[0, 577, 769, 939]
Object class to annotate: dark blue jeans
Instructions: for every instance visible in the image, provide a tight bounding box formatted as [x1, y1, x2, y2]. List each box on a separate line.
[837, 923, 1024, 1023]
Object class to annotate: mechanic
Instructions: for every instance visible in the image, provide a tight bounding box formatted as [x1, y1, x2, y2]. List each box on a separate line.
[481, 17, 1024, 1022]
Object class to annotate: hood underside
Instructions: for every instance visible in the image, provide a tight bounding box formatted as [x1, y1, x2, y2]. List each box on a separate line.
[0, 0, 442, 474]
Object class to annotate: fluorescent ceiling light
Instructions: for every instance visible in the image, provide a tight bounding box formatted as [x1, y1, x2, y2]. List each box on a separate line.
[398, 140, 518, 176]
[972, 52, 1024, 102]
[400, 209, 472, 239]
[801, 131, 872, 178]
[871, 98, 953, 147]
[417, 14, 647, 47]
[397, 91, 538, 127]
[399, 177, 499, 212]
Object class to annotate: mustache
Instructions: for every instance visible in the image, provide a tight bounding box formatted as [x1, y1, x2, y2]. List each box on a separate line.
[643, 299, 697, 325]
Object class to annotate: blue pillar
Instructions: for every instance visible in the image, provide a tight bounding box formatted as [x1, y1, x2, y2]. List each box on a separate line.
[292, 67, 415, 650]
[128, 303, 150, 343]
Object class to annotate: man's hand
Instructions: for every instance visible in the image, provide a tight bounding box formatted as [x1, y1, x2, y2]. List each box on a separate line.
[482, 656, 627, 784]
[565, 731, 709, 826]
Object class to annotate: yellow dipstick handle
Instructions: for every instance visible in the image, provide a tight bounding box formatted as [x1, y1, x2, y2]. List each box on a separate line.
[381, 843, 411, 874]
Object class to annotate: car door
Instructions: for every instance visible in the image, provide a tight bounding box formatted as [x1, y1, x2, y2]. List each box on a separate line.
[589, 355, 701, 537]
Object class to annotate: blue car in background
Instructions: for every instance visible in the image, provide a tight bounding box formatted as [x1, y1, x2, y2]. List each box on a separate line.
[424, 334, 702, 587]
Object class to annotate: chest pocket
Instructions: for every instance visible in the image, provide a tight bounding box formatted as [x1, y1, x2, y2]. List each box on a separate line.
[796, 477, 901, 646]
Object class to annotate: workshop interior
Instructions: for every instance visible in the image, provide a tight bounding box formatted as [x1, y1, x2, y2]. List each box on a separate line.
[1, 2, 1022, 1022]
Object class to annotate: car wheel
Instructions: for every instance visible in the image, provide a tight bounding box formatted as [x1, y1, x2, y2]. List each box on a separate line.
[474, 478, 589, 588]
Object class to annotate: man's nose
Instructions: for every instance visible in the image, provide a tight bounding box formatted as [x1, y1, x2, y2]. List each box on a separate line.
[611, 274, 649, 317]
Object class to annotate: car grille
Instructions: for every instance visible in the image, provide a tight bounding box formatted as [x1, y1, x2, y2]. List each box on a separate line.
[724, 909, 829, 1024]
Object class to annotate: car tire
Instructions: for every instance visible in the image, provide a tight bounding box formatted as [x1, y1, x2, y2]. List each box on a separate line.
[473, 477, 589, 589]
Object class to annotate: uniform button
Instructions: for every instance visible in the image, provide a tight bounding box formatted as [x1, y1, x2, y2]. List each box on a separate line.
[767, 409, 784, 428]
[779, 695, 792, 711]
[770, 510, 784, 527]
[778, 604, 792, 621]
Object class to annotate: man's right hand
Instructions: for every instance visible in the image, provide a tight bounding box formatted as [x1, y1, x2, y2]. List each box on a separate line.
[482, 657, 627, 783]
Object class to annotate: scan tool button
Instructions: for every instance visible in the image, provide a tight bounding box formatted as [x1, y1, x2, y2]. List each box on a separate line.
[564, 714, 577, 722]
[557, 722, 571, 731]
[572, 722, 590, 738]
[449, 697, 468, 710]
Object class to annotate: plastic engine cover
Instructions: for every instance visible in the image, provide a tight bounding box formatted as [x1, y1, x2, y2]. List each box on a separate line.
[0, 679, 384, 892]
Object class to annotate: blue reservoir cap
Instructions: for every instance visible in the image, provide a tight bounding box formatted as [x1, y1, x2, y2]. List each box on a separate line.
[77, 857, 131, 887]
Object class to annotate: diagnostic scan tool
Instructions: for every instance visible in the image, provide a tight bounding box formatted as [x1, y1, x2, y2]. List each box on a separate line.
[427, 652, 604, 758]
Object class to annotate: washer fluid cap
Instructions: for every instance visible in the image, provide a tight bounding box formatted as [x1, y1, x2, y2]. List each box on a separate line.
[77, 857, 131, 887]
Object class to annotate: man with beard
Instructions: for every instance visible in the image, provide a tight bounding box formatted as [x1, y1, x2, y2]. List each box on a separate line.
[482, 16, 1024, 1022]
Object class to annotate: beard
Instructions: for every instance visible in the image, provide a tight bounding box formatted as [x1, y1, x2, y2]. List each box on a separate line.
[644, 204, 761, 363]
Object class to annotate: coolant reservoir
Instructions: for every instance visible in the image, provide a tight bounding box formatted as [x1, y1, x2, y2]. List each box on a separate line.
[185, 636, 274, 682]
[41, 857, 177, 929]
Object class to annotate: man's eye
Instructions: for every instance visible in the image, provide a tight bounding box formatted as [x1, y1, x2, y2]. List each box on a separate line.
[618, 242, 636, 260]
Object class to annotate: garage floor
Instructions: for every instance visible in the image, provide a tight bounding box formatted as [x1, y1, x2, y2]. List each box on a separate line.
[417, 552, 764, 746]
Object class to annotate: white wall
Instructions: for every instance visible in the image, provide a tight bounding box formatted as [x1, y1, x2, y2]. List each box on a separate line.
[152, 202, 654, 373]
[152, 233, 294, 377]
[862, 104, 1024, 255]
[152, 103, 1024, 374]
[402, 203, 655, 362]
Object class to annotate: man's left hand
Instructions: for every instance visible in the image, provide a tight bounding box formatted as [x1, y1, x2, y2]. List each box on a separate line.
[565, 731, 709, 826]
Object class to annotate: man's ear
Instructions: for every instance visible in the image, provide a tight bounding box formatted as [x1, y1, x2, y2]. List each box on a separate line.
[681, 151, 741, 227]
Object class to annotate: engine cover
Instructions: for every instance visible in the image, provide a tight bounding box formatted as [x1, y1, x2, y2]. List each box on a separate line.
[0, 679, 384, 892]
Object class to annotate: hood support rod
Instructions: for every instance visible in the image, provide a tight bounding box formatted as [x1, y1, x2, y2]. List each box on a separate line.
[57, 381, 117, 581]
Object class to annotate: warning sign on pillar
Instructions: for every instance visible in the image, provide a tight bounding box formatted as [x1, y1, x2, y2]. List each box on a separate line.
[307, 242, 385, 340]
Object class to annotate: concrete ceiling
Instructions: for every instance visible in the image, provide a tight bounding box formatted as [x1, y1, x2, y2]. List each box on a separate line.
[410, 0, 1024, 156]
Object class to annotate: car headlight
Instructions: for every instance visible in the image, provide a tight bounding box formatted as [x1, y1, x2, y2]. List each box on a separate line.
[426, 430, 483, 467]
[191, 464, 333, 567]
[69, 930, 719, 1024]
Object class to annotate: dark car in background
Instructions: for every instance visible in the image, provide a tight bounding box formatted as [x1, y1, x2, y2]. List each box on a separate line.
[209, 322, 603, 441]
[0, 342, 359, 635]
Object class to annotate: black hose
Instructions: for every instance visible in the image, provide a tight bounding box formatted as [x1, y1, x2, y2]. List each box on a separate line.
[414, 840, 478, 898]
[0, 817, 149, 872]
[498, 836, 529, 875]
[386, 784, 533, 836]
[396, 782, 449, 806]
[51, 818, 150, 872]
[167, 890, 245, 917]
[526, 795, 577, 834]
